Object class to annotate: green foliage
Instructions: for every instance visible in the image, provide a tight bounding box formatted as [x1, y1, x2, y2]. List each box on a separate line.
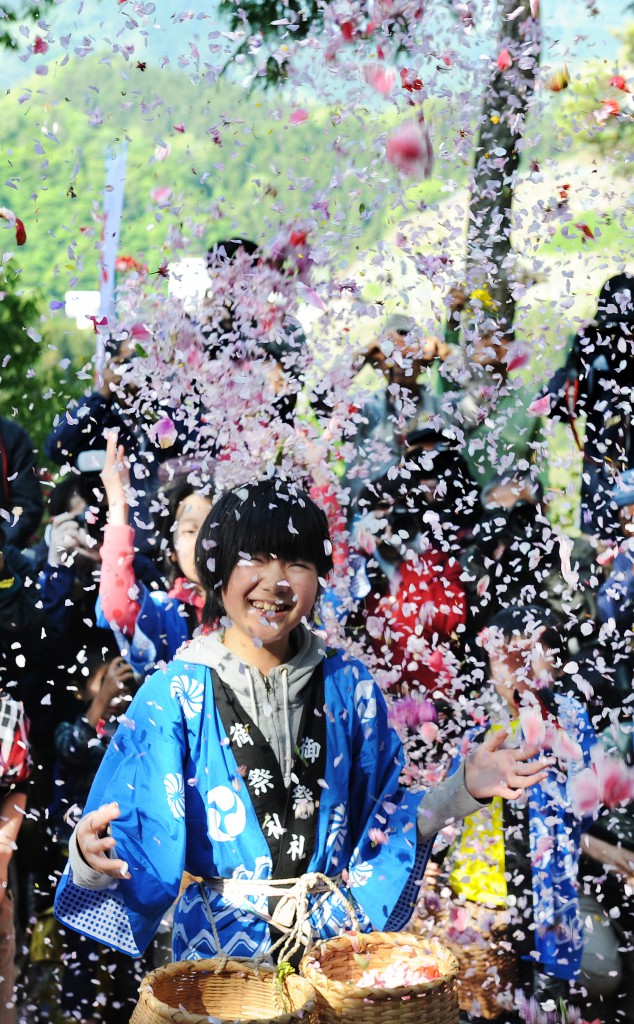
[0, 261, 86, 458]
[0, 0, 54, 52]
[548, 28, 634, 174]
[1, 57, 442, 299]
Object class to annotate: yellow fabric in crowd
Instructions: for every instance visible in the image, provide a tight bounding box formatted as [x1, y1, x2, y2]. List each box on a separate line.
[447, 721, 520, 907]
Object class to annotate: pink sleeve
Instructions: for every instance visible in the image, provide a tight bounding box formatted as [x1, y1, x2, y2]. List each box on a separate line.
[99, 523, 141, 637]
[308, 482, 348, 571]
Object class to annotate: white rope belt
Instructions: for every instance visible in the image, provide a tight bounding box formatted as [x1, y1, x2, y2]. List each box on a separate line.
[203, 871, 343, 903]
[197, 870, 358, 965]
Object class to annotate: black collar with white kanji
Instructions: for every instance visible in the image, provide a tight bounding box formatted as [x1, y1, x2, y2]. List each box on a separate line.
[210, 664, 327, 877]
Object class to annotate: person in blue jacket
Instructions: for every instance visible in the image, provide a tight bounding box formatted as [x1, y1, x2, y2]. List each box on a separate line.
[55, 478, 553, 965]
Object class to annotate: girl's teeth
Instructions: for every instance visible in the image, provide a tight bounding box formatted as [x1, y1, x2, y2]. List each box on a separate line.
[252, 601, 284, 612]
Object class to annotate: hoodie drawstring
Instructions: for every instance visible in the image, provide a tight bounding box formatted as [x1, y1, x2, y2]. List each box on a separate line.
[281, 667, 292, 788]
[247, 669, 258, 727]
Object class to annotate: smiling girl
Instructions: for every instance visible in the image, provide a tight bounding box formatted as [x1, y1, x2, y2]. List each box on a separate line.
[55, 478, 553, 965]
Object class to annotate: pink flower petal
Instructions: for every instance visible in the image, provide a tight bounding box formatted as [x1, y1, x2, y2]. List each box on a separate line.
[519, 704, 546, 748]
[386, 115, 434, 178]
[570, 767, 601, 818]
[497, 48, 512, 71]
[528, 395, 551, 416]
[289, 109, 309, 126]
[296, 281, 324, 310]
[363, 63, 396, 97]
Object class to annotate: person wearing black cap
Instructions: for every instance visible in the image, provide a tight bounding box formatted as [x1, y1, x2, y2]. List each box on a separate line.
[541, 273, 634, 540]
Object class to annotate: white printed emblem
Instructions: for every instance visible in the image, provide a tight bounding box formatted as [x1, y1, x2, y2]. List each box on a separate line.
[170, 675, 204, 719]
[207, 785, 247, 842]
[353, 679, 377, 724]
[164, 773, 186, 818]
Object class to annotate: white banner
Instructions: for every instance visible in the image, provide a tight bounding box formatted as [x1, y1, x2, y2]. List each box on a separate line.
[97, 143, 128, 367]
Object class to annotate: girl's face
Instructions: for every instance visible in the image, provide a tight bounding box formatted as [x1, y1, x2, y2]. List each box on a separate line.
[221, 555, 319, 667]
[172, 493, 213, 584]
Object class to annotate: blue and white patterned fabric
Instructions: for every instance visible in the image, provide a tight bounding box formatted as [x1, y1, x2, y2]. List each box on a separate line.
[54, 648, 431, 959]
[96, 586, 190, 677]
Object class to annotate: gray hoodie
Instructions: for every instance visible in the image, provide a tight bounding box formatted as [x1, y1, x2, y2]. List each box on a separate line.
[182, 624, 325, 788]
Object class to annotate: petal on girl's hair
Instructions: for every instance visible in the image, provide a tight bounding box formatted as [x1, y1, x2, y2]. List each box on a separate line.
[569, 767, 601, 819]
[363, 63, 396, 97]
[289, 109, 309, 125]
[386, 115, 434, 179]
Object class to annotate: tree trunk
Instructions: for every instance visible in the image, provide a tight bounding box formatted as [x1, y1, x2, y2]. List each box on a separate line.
[465, 0, 541, 338]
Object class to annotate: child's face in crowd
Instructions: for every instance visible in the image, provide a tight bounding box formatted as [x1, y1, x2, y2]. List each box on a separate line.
[221, 554, 319, 666]
[487, 631, 556, 712]
[172, 494, 214, 584]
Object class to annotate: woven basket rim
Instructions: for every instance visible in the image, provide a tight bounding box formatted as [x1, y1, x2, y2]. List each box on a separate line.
[137, 956, 316, 1024]
[300, 932, 459, 999]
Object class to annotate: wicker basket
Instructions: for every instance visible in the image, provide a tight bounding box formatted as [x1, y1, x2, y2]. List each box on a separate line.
[410, 894, 518, 1021]
[299, 932, 459, 1024]
[130, 957, 318, 1024]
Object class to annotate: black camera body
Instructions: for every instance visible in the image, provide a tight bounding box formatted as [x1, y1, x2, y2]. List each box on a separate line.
[471, 499, 538, 555]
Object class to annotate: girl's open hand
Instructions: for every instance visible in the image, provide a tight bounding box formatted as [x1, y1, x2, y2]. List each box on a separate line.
[465, 728, 556, 801]
[75, 802, 131, 880]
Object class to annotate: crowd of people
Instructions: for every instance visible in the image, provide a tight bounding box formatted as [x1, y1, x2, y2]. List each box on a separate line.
[1, 251, 634, 1024]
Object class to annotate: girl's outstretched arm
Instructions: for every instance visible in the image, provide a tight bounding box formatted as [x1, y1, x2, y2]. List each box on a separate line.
[416, 729, 556, 841]
[99, 433, 141, 636]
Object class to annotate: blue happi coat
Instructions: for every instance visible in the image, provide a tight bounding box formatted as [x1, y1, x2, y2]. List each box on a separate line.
[54, 647, 431, 959]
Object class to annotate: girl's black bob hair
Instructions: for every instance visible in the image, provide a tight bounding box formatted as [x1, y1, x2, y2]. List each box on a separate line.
[195, 478, 334, 626]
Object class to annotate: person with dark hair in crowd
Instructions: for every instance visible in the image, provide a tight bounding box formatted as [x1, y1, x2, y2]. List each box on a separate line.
[597, 469, 634, 633]
[459, 469, 599, 647]
[343, 313, 452, 507]
[0, 415, 43, 551]
[444, 605, 596, 1010]
[541, 273, 634, 540]
[335, 429, 477, 694]
[441, 306, 543, 486]
[97, 433, 213, 676]
[47, 647, 150, 1024]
